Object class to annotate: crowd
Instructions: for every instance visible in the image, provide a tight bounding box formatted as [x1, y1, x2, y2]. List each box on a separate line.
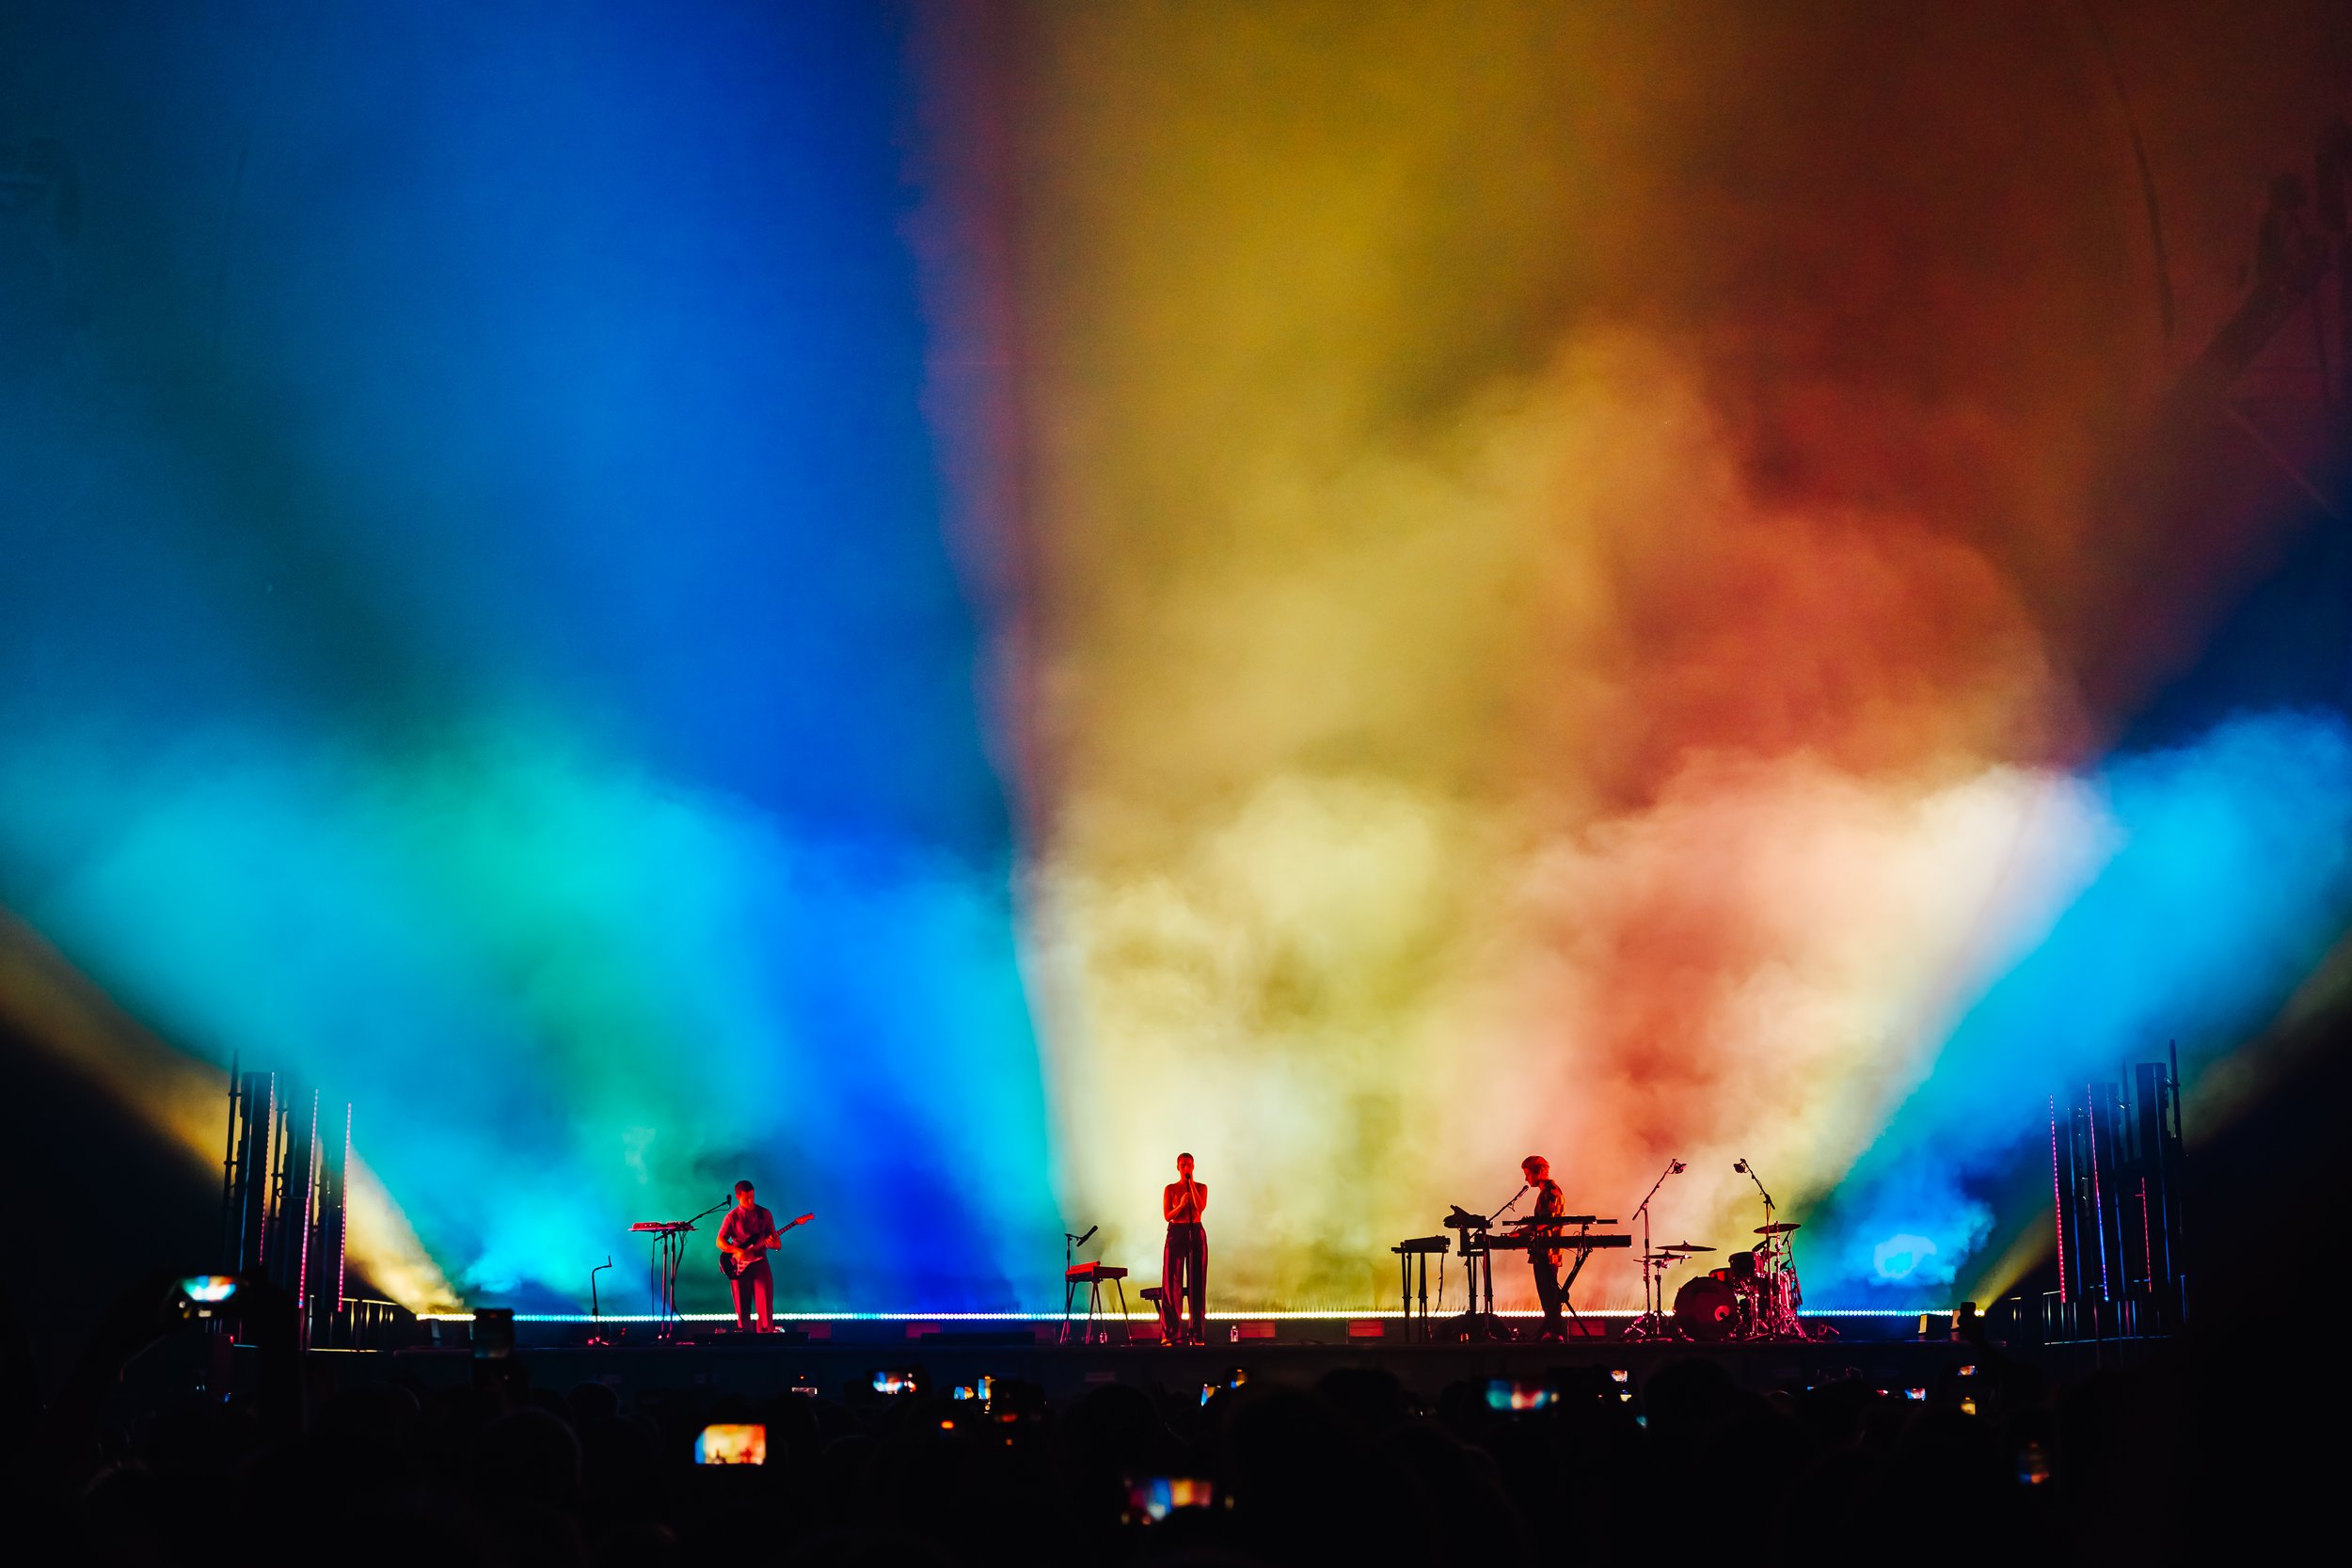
[1, 1277, 2210, 1567]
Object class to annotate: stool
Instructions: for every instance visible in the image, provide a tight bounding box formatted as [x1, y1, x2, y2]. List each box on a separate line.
[1062, 1262, 1131, 1344]
[1137, 1285, 1170, 1343]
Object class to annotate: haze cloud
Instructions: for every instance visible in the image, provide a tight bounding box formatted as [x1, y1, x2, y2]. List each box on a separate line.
[958, 0, 2352, 1305]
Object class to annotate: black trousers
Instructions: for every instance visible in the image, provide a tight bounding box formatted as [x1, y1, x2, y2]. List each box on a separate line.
[1164, 1222, 1208, 1342]
[1531, 1254, 1565, 1332]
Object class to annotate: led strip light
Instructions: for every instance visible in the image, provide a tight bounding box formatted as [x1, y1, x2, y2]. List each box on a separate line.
[417, 1307, 1947, 1323]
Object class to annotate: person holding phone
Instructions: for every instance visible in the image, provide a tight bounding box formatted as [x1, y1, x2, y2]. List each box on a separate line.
[717, 1180, 779, 1332]
[1162, 1152, 1208, 1345]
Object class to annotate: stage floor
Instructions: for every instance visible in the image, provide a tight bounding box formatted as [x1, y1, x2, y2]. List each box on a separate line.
[328, 1313, 2067, 1406]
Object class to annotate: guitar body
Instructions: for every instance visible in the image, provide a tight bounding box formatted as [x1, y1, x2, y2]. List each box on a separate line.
[720, 1212, 814, 1278]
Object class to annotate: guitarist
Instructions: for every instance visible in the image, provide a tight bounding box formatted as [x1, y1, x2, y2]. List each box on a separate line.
[717, 1180, 783, 1332]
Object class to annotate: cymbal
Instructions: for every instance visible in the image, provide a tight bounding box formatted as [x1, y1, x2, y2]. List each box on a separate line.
[1661, 1241, 1716, 1252]
[1754, 1223, 1802, 1235]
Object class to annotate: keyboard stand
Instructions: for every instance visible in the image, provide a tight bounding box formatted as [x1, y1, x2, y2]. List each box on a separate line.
[1062, 1264, 1132, 1345]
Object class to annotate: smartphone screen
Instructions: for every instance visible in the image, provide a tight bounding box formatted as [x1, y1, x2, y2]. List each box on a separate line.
[473, 1307, 516, 1360]
[178, 1275, 240, 1305]
[2016, 1440, 2051, 1486]
[1485, 1378, 1554, 1412]
[693, 1423, 767, 1465]
[1199, 1368, 1248, 1405]
[175, 1275, 240, 1320]
[1124, 1476, 1216, 1522]
[871, 1370, 917, 1396]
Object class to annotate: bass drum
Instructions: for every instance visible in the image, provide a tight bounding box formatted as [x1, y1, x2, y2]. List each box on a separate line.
[1673, 1275, 1741, 1341]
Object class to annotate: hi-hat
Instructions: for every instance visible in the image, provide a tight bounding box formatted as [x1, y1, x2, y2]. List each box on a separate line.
[1661, 1241, 1716, 1252]
[1754, 1223, 1802, 1235]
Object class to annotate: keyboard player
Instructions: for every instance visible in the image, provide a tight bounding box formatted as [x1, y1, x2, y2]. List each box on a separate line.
[1520, 1154, 1569, 1339]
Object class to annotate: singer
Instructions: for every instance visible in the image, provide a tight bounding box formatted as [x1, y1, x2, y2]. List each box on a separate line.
[1162, 1152, 1209, 1345]
[716, 1180, 780, 1332]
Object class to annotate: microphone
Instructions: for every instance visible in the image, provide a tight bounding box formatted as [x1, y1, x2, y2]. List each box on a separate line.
[1075, 1224, 1099, 1246]
[1733, 1161, 1747, 1173]
[1670, 1161, 1687, 1175]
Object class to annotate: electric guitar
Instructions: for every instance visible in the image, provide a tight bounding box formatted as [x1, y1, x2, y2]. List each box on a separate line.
[719, 1212, 814, 1278]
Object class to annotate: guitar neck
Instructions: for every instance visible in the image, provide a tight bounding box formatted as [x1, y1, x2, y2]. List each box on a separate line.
[733, 1214, 811, 1251]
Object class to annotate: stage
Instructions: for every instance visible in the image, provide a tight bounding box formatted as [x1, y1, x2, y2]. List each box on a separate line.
[281, 1309, 2159, 1408]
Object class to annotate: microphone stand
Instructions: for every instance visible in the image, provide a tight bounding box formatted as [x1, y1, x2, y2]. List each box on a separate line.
[1625, 1159, 1684, 1341]
[1736, 1159, 1774, 1227]
[1735, 1159, 1798, 1338]
[1487, 1182, 1532, 1227]
[1465, 1184, 1529, 1340]
[1059, 1225, 1099, 1344]
[657, 1195, 734, 1341]
[587, 1257, 612, 1345]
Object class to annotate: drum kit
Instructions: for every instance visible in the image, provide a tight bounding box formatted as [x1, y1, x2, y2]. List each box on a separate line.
[1621, 1157, 1833, 1343]
[1642, 1223, 1812, 1341]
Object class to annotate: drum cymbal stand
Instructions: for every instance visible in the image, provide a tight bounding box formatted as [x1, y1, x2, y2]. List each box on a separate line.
[1621, 1157, 1686, 1340]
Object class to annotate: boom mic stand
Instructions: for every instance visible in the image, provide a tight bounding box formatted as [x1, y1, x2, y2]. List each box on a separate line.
[656, 1194, 733, 1341]
[1623, 1159, 1687, 1341]
[1462, 1183, 1528, 1340]
[1734, 1156, 1783, 1280]
[1062, 1224, 1099, 1276]
[1734, 1158, 1805, 1338]
[1059, 1225, 1099, 1344]
[1734, 1158, 1774, 1227]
